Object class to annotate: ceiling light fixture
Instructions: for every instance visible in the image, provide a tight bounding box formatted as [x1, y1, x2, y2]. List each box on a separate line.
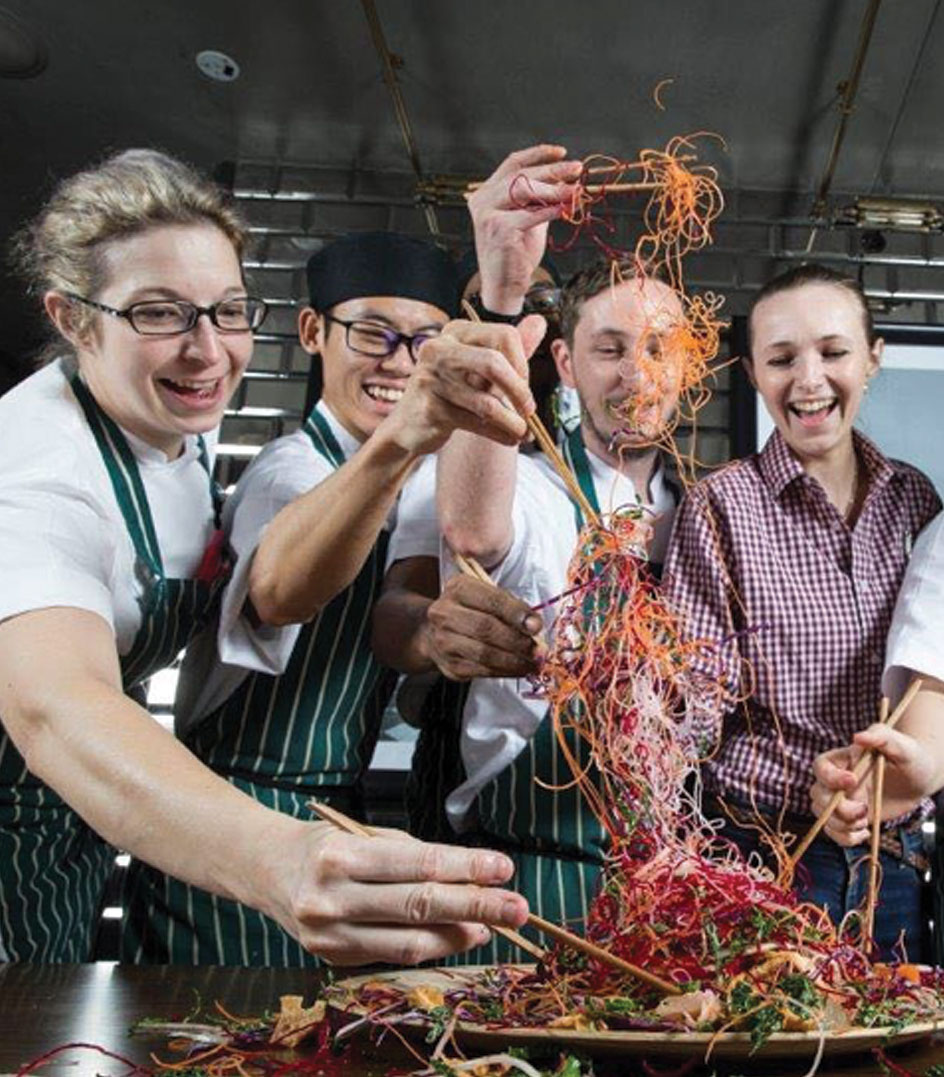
[834, 196, 944, 233]
[195, 49, 240, 83]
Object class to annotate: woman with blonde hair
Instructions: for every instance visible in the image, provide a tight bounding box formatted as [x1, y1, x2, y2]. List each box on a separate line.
[0, 149, 526, 963]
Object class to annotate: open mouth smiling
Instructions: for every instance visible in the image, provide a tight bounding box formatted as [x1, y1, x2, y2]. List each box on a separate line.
[788, 397, 838, 425]
[364, 384, 405, 404]
[158, 376, 223, 400]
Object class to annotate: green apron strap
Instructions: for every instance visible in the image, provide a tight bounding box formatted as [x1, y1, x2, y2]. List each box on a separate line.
[69, 373, 164, 579]
[304, 408, 346, 469]
[562, 424, 601, 529]
[197, 435, 224, 530]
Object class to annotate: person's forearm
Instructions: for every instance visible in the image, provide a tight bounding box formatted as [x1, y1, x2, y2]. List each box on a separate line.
[372, 588, 436, 673]
[437, 430, 517, 567]
[9, 670, 296, 924]
[884, 678, 944, 806]
[250, 427, 417, 625]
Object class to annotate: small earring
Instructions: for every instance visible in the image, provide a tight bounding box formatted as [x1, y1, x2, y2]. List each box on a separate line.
[863, 380, 870, 394]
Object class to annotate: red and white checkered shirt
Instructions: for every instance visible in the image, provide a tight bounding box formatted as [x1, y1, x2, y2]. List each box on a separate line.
[663, 429, 941, 819]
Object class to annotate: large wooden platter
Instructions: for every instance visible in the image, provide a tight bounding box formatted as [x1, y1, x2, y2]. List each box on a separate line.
[330, 965, 940, 1061]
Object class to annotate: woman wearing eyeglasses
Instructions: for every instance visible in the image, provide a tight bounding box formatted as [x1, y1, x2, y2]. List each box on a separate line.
[0, 158, 530, 965]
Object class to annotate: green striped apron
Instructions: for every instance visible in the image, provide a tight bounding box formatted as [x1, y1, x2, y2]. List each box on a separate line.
[447, 428, 609, 965]
[0, 374, 226, 962]
[121, 408, 397, 965]
[406, 678, 470, 842]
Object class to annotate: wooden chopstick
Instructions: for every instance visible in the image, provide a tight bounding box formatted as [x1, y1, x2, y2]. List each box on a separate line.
[789, 678, 924, 869]
[453, 552, 492, 586]
[452, 551, 546, 653]
[308, 799, 545, 962]
[310, 800, 678, 994]
[527, 913, 680, 995]
[583, 182, 658, 195]
[464, 179, 657, 196]
[459, 299, 600, 526]
[862, 698, 888, 949]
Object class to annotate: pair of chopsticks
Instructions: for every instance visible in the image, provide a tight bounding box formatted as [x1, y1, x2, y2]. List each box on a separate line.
[465, 179, 658, 197]
[788, 677, 924, 872]
[459, 299, 600, 527]
[309, 799, 679, 996]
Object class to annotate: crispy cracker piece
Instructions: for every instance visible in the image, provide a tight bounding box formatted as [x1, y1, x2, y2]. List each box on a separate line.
[406, 985, 446, 1011]
[270, 994, 326, 1048]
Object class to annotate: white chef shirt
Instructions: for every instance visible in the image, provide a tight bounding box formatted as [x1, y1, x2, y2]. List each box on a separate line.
[0, 359, 215, 654]
[174, 401, 401, 733]
[381, 436, 677, 832]
[884, 511, 944, 703]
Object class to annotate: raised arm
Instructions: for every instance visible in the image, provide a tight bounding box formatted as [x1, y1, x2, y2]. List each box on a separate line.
[249, 320, 535, 626]
[438, 144, 579, 565]
[0, 607, 528, 964]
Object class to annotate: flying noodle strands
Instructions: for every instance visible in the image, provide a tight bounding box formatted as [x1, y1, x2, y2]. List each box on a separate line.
[326, 133, 944, 1067]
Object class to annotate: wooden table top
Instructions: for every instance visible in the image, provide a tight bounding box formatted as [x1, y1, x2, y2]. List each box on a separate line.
[2, 962, 943, 1077]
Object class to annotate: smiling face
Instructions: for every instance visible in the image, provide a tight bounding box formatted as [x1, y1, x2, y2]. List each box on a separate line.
[301, 295, 448, 441]
[553, 277, 684, 464]
[748, 281, 881, 468]
[58, 222, 252, 458]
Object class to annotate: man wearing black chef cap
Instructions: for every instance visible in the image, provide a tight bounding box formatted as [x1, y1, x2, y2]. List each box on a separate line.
[122, 230, 544, 968]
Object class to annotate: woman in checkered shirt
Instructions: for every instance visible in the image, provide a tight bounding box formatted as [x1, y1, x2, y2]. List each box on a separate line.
[663, 263, 941, 960]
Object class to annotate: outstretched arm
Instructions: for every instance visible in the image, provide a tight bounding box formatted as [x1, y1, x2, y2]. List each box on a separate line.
[0, 607, 528, 965]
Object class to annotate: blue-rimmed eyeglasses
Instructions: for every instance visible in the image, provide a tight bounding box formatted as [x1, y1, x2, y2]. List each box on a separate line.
[66, 293, 268, 336]
[322, 313, 441, 362]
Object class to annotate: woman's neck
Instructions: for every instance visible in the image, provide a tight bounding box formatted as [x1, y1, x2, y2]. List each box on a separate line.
[801, 438, 861, 522]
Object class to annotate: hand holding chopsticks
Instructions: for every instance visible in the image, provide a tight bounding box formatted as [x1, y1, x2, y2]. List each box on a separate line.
[310, 800, 679, 995]
[793, 678, 924, 868]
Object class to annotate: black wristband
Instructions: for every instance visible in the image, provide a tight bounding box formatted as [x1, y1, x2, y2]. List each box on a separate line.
[466, 293, 523, 325]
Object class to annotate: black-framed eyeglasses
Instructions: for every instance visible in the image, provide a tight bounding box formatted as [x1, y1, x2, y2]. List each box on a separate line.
[66, 293, 268, 336]
[322, 313, 441, 362]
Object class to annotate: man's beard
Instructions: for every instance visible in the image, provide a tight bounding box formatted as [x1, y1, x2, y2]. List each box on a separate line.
[582, 407, 662, 461]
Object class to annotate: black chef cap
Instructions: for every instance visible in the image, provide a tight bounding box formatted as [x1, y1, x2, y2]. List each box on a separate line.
[306, 231, 459, 317]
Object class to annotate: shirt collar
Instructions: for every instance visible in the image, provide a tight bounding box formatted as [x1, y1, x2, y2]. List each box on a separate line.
[583, 441, 677, 511]
[315, 400, 364, 461]
[120, 424, 203, 467]
[758, 426, 896, 500]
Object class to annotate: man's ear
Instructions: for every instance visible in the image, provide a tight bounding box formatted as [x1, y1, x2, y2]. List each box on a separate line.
[43, 292, 89, 350]
[552, 337, 576, 389]
[740, 353, 757, 389]
[298, 307, 323, 354]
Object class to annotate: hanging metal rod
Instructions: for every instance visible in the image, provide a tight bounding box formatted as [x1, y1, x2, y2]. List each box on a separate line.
[360, 0, 440, 237]
[807, 0, 883, 248]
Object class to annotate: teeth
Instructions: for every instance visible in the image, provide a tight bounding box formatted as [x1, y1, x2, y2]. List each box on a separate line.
[365, 385, 404, 403]
[791, 399, 833, 414]
[165, 378, 219, 393]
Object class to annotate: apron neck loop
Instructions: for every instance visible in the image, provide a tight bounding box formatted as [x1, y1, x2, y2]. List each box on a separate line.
[562, 424, 602, 528]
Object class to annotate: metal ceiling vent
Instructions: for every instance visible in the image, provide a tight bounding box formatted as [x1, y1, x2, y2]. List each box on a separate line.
[0, 6, 47, 78]
[195, 49, 240, 83]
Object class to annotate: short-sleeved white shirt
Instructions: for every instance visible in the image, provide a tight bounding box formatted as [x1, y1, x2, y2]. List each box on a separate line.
[884, 511, 944, 703]
[174, 401, 400, 733]
[0, 360, 215, 654]
[386, 455, 439, 568]
[384, 439, 677, 831]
